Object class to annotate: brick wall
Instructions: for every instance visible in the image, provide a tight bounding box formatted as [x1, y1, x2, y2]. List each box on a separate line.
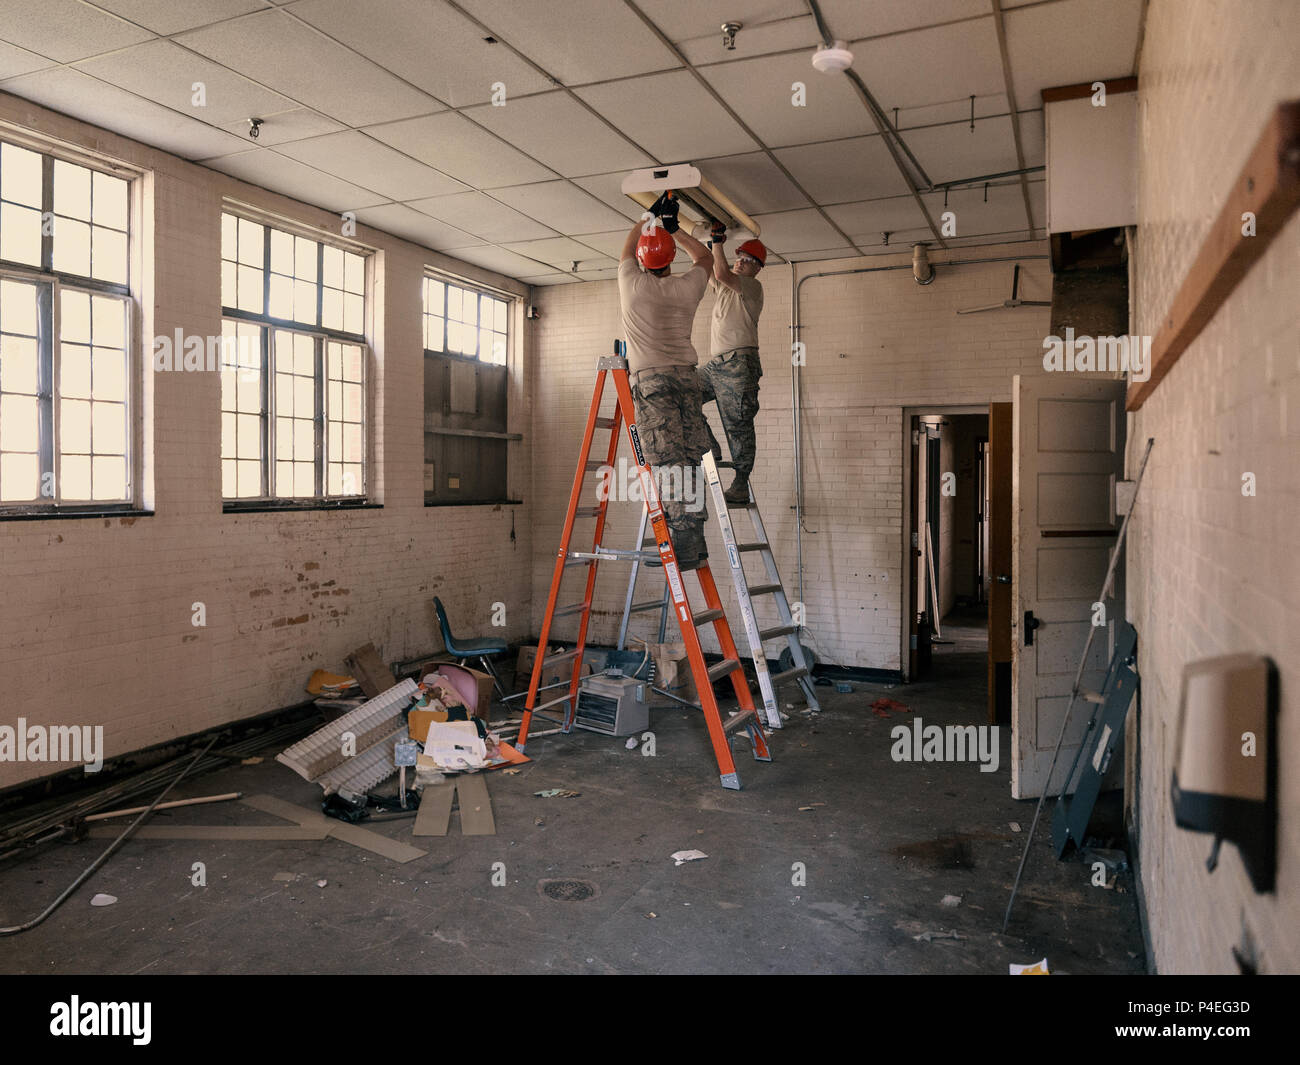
[530, 244, 1052, 670]
[1127, 0, 1300, 973]
[0, 93, 534, 790]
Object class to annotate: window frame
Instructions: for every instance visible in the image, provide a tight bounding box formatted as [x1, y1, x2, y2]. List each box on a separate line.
[219, 208, 370, 510]
[0, 135, 138, 518]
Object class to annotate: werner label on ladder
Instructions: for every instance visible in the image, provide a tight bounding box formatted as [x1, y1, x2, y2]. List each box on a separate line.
[518, 345, 771, 790]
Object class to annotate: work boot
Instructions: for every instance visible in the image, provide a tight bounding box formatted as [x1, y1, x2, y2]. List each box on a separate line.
[723, 476, 750, 506]
[670, 526, 707, 568]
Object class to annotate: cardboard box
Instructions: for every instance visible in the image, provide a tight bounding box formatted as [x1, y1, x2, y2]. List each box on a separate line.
[420, 662, 494, 723]
[649, 641, 698, 706]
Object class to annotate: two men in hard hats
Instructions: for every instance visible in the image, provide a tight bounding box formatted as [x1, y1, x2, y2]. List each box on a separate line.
[700, 225, 766, 505]
[617, 193, 768, 566]
[617, 193, 713, 567]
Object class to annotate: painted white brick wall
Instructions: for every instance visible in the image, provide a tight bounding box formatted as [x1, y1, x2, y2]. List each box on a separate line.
[531, 245, 1052, 669]
[1127, 0, 1300, 974]
[0, 93, 534, 790]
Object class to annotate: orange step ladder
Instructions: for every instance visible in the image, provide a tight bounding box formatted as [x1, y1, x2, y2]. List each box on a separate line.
[517, 344, 771, 789]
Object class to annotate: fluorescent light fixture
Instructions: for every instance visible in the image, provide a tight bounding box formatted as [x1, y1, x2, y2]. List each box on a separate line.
[621, 163, 761, 239]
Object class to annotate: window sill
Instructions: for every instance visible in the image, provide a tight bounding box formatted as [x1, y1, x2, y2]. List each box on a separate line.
[424, 499, 523, 508]
[223, 500, 381, 514]
[0, 507, 154, 523]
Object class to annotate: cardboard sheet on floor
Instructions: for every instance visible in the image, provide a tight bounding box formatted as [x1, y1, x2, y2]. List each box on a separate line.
[412, 781, 456, 837]
[240, 794, 427, 863]
[411, 774, 494, 836]
[86, 825, 326, 841]
[345, 642, 397, 698]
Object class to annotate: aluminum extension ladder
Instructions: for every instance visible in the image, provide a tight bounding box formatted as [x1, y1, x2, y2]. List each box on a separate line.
[517, 345, 771, 790]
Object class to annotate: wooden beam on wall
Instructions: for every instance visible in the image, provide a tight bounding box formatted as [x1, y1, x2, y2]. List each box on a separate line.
[1127, 99, 1300, 411]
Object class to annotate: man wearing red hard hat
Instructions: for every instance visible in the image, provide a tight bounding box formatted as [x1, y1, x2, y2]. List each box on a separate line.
[699, 224, 767, 505]
[617, 192, 714, 567]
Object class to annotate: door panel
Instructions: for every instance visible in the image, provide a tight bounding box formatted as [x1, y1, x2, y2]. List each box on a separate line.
[1011, 376, 1126, 798]
[987, 402, 1013, 725]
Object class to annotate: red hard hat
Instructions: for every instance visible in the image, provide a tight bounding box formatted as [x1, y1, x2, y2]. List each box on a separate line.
[736, 239, 767, 266]
[636, 227, 676, 271]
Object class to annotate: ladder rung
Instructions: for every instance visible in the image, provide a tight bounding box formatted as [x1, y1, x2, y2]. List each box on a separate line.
[736, 542, 769, 553]
[746, 583, 782, 596]
[692, 607, 724, 625]
[707, 659, 741, 683]
[553, 601, 590, 618]
[529, 692, 576, 713]
[629, 599, 665, 613]
[594, 417, 617, 429]
[771, 666, 809, 687]
[573, 506, 603, 518]
[717, 460, 736, 468]
[564, 556, 595, 567]
[542, 649, 581, 668]
[758, 623, 799, 641]
[725, 500, 758, 510]
[722, 708, 757, 735]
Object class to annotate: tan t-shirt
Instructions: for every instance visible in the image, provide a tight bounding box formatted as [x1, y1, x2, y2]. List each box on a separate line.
[709, 274, 764, 356]
[618, 257, 709, 374]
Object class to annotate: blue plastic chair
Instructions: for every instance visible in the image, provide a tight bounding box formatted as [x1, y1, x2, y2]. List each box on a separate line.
[432, 597, 508, 697]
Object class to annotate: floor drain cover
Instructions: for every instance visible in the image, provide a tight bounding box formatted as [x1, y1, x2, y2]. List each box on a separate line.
[538, 878, 599, 902]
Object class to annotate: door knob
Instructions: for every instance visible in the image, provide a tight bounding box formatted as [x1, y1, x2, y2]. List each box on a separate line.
[996, 574, 1011, 584]
[1024, 610, 1041, 646]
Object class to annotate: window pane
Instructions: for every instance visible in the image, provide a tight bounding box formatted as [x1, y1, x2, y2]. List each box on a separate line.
[275, 418, 293, 460]
[293, 461, 314, 497]
[296, 236, 318, 282]
[61, 290, 91, 343]
[343, 292, 362, 334]
[93, 171, 129, 231]
[343, 347, 362, 383]
[479, 327, 493, 361]
[322, 245, 344, 288]
[343, 251, 362, 293]
[237, 218, 264, 267]
[60, 398, 91, 452]
[1, 279, 39, 335]
[236, 369, 259, 412]
[221, 260, 237, 309]
[293, 278, 316, 324]
[493, 299, 507, 333]
[275, 378, 292, 418]
[293, 332, 313, 376]
[425, 316, 443, 352]
[222, 458, 236, 497]
[321, 287, 343, 331]
[0, 393, 37, 451]
[222, 212, 237, 260]
[61, 454, 91, 499]
[53, 217, 91, 276]
[425, 278, 444, 314]
[237, 413, 260, 460]
[462, 292, 478, 328]
[93, 347, 125, 403]
[270, 228, 293, 275]
[1, 143, 42, 208]
[0, 451, 39, 501]
[344, 424, 362, 462]
[1, 335, 38, 393]
[293, 376, 313, 418]
[92, 401, 126, 454]
[237, 459, 259, 497]
[489, 331, 507, 365]
[293, 417, 312, 458]
[222, 412, 236, 459]
[268, 272, 292, 319]
[61, 346, 92, 399]
[446, 286, 461, 321]
[446, 320, 461, 354]
[343, 382, 361, 421]
[237, 265, 263, 314]
[0, 202, 41, 266]
[54, 160, 92, 222]
[92, 295, 125, 349]
[91, 226, 128, 284]
[92, 454, 127, 500]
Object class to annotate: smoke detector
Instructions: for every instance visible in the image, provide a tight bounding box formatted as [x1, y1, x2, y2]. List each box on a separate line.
[811, 40, 853, 73]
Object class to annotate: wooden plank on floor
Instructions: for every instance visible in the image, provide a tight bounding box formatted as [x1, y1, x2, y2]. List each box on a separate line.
[412, 782, 455, 837]
[87, 825, 326, 841]
[345, 641, 397, 698]
[240, 794, 427, 863]
[456, 773, 495, 836]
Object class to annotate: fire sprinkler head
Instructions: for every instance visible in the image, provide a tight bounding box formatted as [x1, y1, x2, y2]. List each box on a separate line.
[721, 22, 742, 50]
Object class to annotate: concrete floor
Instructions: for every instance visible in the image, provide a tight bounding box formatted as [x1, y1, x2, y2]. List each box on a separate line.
[0, 648, 1146, 974]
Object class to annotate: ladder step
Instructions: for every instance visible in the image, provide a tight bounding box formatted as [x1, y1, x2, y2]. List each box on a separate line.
[542, 649, 581, 668]
[707, 659, 741, 684]
[717, 460, 736, 468]
[594, 417, 617, 429]
[746, 583, 782, 596]
[758, 623, 799, 641]
[552, 601, 589, 618]
[573, 506, 603, 518]
[692, 608, 724, 625]
[629, 598, 665, 613]
[771, 666, 809, 687]
[530, 691, 576, 713]
[564, 556, 595, 567]
[736, 542, 769, 553]
[722, 708, 757, 735]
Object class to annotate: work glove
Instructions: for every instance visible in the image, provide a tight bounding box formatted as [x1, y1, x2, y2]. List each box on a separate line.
[709, 222, 727, 246]
[651, 191, 680, 233]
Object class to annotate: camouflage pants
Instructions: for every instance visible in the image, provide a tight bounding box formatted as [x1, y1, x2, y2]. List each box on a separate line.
[630, 365, 710, 555]
[698, 347, 761, 479]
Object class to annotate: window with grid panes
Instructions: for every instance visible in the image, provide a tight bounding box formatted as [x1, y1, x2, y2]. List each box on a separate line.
[422, 276, 513, 504]
[220, 211, 367, 503]
[0, 139, 133, 511]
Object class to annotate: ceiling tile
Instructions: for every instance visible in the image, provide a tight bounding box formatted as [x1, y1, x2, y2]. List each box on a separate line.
[443, 243, 557, 279]
[351, 203, 484, 251]
[364, 111, 555, 189]
[894, 92, 1009, 130]
[1006, 0, 1143, 107]
[276, 131, 468, 200]
[569, 172, 646, 221]
[773, 135, 910, 203]
[1019, 108, 1045, 168]
[0, 40, 55, 80]
[904, 114, 1019, 186]
[633, 1, 807, 44]
[923, 180, 1029, 236]
[462, 92, 655, 178]
[847, 18, 1005, 112]
[490, 180, 635, 235]
[217, 108, 346, 146]
[286, 0, 553, 106]
[701, 51, 876, 148]
[74, 39, 296, 126]
[0, 0, 153, 63]
[3, 66, 250, 160]
[499, 235, 613, 271]
[825, 195, 928, 241]
[787, 245, 859, 262]
[1027, 178, 1045, 232]
[204, 147, 390, 212]
[176, 9, 438, 126]
[520, 272, 583, 286]
[575, 70, 759, 163]
[406, 191, 556, 243]
[456, 0, 680, 84]
[693, 151, 809, 213]
[567, 230, 631, 259]
[814, 0, 990, 39]
[749, 207, 847, 253]
[680, 14, 818, 66]
[87, 0, 267, 35]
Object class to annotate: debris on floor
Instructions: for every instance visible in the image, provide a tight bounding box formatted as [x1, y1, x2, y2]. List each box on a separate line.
[940, 894, 963, 908]
[1010, 821, 1022, 832]
[272, 872, 295, 882]
[798, 802, 826, 811]
[912, 928, 964, 942]
[1010, 958, 1050, 975]
[871, 697, 912, 717]
[89, 893, 117, 907]
[306, 669, 359, 697]
[534, 789, 580, 799]
[671, 849, 708, 866]
[625, 737, 637, 750]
